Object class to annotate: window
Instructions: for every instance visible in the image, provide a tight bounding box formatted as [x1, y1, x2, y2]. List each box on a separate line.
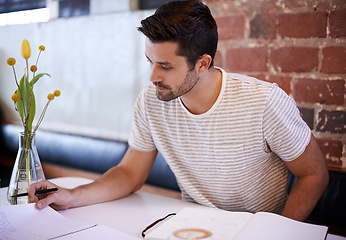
[0, 0, 46, 14]
[59, 0, 90, 18]
[0, 0, 48, 26]
[139, 0, 177, 10]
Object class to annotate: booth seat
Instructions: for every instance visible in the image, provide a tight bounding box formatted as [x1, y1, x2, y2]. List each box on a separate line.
[1, 124, 179, 191]
[1, 123, 345, 230]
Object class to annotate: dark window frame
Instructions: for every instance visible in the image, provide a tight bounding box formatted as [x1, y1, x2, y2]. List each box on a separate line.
[59, 0, 90, 18]
[139, 0, 178, 10]
[0, 0, 46, 14]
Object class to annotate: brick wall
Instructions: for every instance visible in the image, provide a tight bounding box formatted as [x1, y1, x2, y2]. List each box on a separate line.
[205, 0, 346, 169]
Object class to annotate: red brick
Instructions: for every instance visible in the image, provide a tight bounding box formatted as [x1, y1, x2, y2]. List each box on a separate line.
[215, 16, 244, 40]
[326, 158, 344, 169]
[267, 75, 291, 94]
[270, 47, 319, 72]
[316, 110, 345, 134]
[278, 12, 327, 38]
[297, 107, 314, 130]
[293, 78, 344, 105]
[317, 138, 344, 168]
[321, 47, 346, 74]
[226, 47, 267, 72]
[250, 14, 276, 39]
[317, 139, 343, 159]
[326, 158, 344, 168]
[329, 9, 346, 37]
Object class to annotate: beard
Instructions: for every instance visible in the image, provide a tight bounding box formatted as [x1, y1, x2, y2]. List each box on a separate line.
[154, 69, 199, 102]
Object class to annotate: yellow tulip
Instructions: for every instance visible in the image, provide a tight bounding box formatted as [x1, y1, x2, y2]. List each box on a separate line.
[21, 39, 31, 59]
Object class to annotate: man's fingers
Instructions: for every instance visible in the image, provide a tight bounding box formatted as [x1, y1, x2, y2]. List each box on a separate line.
[29, 194, 39, 203]
[35, 193, 56, 210]
[35, 200, 45, 209]
[29, 180, 52, 193]
[29, 181, 60, 209]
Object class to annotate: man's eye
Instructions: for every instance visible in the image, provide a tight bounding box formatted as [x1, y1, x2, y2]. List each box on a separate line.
[161, 65, 172, 70]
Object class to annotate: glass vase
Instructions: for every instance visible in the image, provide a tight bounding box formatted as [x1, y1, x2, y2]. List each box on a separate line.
[7, 132, 45, 205]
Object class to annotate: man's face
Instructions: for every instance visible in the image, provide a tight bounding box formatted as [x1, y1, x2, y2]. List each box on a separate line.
[145, 38, 199, 101]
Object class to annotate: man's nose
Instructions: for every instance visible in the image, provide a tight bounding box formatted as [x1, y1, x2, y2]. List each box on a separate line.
[149, 65, 162, 83]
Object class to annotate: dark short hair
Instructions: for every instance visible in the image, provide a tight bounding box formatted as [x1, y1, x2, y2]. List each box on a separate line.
[138, 0, 218, 69]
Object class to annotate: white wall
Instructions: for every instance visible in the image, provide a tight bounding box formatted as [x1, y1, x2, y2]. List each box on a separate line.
[0, 9, 154, 141]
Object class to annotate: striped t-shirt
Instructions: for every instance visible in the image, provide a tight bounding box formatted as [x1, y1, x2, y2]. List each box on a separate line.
[129, 67, 311, 214]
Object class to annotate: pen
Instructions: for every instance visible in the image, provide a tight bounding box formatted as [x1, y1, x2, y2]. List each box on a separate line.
[11, 187, 58, 198]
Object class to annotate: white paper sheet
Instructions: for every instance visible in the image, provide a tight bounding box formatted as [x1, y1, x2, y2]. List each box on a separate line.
[0, 203, 139, 240]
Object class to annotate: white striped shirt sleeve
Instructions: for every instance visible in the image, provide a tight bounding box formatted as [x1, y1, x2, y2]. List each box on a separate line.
[263, 84, 311, 161]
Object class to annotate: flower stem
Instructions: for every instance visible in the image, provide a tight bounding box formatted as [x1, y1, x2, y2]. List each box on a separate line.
[24, 59, 30, 126]
[33, 100, 51, 135]
[23, 133, 32, 192]
[25, 58, 35, 132]
[35, 50, 42, 67]
[12, 66, 19, 88]
[12, 66, 26, 126]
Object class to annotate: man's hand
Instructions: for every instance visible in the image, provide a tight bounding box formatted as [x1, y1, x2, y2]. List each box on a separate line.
[28, 147, 158, 211]
[28, 180, 74, 210]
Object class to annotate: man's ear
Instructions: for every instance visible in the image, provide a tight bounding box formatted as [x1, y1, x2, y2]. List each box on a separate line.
[196, 54, 212, 73]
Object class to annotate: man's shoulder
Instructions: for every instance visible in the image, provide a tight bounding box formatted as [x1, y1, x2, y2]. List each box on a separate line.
[226, 72, 274, 89]
[222, 72, 277, 101]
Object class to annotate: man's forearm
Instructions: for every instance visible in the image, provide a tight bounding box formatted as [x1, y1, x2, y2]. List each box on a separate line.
[68, 166, 141, 208]
[281, 174, 328, 221]
[67, 147, 157, 209]
[31, 147, 156, 210]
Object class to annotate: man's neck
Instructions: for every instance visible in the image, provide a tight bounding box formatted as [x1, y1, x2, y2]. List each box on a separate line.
[180, 67, 222, 115]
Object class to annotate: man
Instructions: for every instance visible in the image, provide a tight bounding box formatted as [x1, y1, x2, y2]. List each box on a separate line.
[29, 0, 328, 221]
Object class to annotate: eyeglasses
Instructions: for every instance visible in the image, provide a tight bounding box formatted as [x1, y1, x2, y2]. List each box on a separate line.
[141, 212, 176, 238]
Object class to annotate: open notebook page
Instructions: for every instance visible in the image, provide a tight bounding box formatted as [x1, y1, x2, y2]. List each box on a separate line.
[145, 207, 328, 240]
[145, 207, 253, 240]
[234, 211, 328, 240]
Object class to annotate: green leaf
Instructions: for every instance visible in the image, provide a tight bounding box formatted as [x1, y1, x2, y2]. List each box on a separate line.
[13, 89, 19, 112]
[30, 73, 51, 86]
[15, 76, 25, 121]
[27, 91, 36, 133]
[16, 74, 36, 132]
